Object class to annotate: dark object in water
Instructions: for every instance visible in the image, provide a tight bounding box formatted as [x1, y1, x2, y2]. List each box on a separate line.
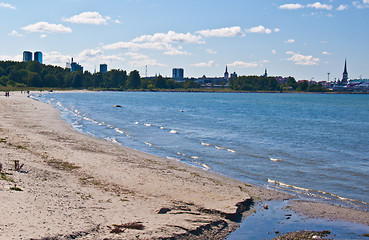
[113, 105, 122, 108]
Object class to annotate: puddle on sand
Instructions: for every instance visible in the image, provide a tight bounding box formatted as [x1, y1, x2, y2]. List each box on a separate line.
[227, 201, 369, 240]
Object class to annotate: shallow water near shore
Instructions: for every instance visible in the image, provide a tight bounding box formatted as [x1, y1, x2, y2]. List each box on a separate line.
[32, 92, 369, 211]
[227, 201, 369, 239]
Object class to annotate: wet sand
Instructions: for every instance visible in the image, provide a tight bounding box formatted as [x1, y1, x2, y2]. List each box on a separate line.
[0, 91, 367, 239]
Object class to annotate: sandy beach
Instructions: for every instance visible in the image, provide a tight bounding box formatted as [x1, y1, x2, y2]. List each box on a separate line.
[0, 91, 368, 239]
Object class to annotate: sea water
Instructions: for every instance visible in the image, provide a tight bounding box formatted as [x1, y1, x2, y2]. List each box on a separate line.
[32, 92, 369, 211]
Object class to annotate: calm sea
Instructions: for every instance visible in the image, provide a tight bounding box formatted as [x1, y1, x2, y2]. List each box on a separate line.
[33, 92, 369, 210]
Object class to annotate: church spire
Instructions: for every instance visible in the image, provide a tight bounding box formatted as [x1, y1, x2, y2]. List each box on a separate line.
[342, 59, 348, 83]
[224, 65, 229, 81]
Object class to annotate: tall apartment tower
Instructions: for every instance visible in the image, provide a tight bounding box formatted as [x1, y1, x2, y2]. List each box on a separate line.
[100, 64, 107, 73]
[34, 51, 43, 64]
[342, 59, 348, 83]
[23, 51, 33, 62]
[172, 68, 184, 80]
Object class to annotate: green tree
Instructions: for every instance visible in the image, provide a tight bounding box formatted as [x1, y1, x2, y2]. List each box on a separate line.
[126, 70, 141, 89]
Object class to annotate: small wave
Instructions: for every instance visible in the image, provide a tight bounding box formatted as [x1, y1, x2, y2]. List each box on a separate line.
[191, 156, 200, 159]
[135, 122, 140, 125]
[167, 156, 180, 161]
[160, 126, 165, 129]
[193, 161, 210, 170]
[144, 123, 151, 127]
[270, 158, 282, 162]
[268, 179, 310, 192]
[170, 130, 178, 134]
[105, 137, 119, 144]
[215, 146, 226, 150]
[177, 152, 187, 156]
[144, 142, 153, 146]
[114, 128, 125, 134]
[227, 149, 237, 153]
[201, 142, 211, 146]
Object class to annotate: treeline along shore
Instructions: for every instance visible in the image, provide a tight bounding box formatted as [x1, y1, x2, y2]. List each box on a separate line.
[0, 60, 328, 92]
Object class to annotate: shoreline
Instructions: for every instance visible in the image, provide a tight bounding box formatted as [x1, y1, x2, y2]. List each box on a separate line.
[0, 92, 368, 239]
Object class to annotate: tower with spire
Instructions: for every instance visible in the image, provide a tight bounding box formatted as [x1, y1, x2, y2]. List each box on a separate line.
[342, 59, 348, 84]
[224, 65, 229, 81]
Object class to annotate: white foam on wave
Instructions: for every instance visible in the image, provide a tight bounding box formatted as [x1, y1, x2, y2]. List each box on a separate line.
[144, 123, 151, 127]
[144, 142, 153, 146]
[170, 130, 178, 134]
[191, 156, 200, 159]
[166, 156, 180, 161]
[193, 161, 210, 170]
[227, 149, 237, 153]
[177, 152, 187, 156]
[201, 142, 211, 146]
[270, 158, 282, 162]
[268, 179, 310, 192]
[135, 122, 140, 125]
[215, 146, 226, 150]
[160, 126, 165, 129]
[114, 128, 125, 134]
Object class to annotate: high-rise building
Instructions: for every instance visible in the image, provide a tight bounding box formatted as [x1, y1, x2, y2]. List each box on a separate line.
[100, 64, 107, 73]
[34, 51, 43, 64]
[23, 51, 32, 62]
[172, 68, 184, 80]
[70, 58, 83, 72]
[342, 59, 348, 83]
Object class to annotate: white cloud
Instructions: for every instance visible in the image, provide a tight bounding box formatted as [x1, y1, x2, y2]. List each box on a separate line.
[40, 34, 47, 38]
[228, 61, 258, 68]
[130, 59, 167, 67]
[0, 2, 15, 10]
[191, 60, 216, 67]
[307, 2, 333, 10]
[353, 1, 369, 8]
[104, 31, 202, 56]
[206, 49, 217, 54]
[125, 52, 166, 67]
[322, 51, 331, 55]
[272, 50, 277, 54]
[78, 48, 104, 58]
[22, 22, 72, 33]
[8, 30, 22, 37]
[274, 28, 281, 33]
[44, 51, 72, 66]
[196, 26, 244, 38]
[286, 39, 295, 43]
[279, 4, 304, 10]
[286, 51, 320, 65]
[104, 41, 173, 51]
[164, 49, 191, 56]
[247, 25, 272, 34]
[337, 4, 348, 10]
[133, 31, 204, 44]
[62, 12, 108, 25]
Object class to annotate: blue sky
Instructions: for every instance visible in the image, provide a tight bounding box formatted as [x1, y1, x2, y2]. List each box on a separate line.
[1, 0, 368, 81]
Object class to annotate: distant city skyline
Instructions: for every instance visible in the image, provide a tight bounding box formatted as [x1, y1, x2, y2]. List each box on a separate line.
[1, 0, 369, 81]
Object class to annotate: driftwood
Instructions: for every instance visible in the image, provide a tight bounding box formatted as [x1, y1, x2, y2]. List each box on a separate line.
[0, 162, 2, 172]
[13, 160, 24, 172]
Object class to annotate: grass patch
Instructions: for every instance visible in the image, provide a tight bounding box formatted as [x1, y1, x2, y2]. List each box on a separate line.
[10, 184, 22, 191]
[47, 158, 80, 171]
[1, 173, 14, 182]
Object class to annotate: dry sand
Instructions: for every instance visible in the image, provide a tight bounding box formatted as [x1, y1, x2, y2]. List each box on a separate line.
[0, 91, 367, 240]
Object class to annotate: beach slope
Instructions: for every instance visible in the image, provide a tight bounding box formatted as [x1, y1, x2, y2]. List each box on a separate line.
[0, 92, 258, 239]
